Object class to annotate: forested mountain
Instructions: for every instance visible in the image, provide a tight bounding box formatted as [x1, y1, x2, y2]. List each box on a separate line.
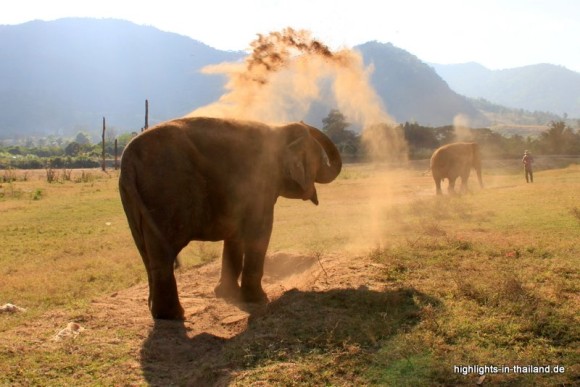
[431, 62, 580, 118]
[355, 42, 488, 127]
[0, 18, 243, 138]
[0, 18, 575, 139]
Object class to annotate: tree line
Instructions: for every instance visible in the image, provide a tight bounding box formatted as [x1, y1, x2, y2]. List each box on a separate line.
[0, 131, 135, 169]
[321, 109, 580, 161]
[1, 111, 579, 169]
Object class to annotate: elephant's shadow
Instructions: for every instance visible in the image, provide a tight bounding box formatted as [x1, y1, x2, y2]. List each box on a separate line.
[140, 287, 438, 386]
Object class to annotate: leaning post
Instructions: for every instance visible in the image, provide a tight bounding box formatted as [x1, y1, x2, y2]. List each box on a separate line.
[144, 99, 149, 131]
[101, 117, 106, 172]
[114, 138, 118, 170]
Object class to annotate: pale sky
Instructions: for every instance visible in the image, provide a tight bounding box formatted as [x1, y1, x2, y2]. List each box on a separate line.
[2, 0, 579, 72]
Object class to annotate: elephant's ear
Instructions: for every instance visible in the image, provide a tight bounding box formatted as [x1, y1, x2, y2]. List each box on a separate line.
[287, 137, 308, 192]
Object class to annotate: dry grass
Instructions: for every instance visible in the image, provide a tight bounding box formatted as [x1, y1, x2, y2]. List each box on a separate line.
[0, 163, 578, 385]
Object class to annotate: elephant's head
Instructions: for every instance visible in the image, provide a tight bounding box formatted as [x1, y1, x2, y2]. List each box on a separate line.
[279, 122, 342, 205]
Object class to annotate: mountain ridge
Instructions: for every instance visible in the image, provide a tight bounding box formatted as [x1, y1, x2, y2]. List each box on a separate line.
[356, 41, 486, 126]
[0, 18, 245, 137]
[0, 18, 577, 139]
[431, 62, 580, 117]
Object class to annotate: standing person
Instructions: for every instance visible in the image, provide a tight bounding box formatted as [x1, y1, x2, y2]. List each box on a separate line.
[522, 150, 534, 183]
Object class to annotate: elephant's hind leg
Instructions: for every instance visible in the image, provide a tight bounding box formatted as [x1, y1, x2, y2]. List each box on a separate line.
[143, 233, 184, 320]
[448, 178, 458, 195]
[434, 178, 443, 195]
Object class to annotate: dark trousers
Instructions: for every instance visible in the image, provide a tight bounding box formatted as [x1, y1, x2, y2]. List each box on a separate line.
[525, 168, 533, 183]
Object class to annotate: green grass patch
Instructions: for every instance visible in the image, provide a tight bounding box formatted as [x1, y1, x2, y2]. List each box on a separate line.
[361, 167, 579, 385]
[0, 172, 142, 328]
[0, 164, 578, 385]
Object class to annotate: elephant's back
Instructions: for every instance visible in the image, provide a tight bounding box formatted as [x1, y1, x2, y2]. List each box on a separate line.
[430, 146, 447, 169]
[430, 143, 458, 176]
[430, 143, 474, 165]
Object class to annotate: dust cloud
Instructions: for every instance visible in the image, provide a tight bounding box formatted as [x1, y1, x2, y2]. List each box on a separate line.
[453, 114, 474, 142]
[188, 27, 408, 162]
[189, 28, 411, 250]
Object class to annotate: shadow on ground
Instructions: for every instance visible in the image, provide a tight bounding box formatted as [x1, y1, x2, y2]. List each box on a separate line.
[140, 286, 438, 386]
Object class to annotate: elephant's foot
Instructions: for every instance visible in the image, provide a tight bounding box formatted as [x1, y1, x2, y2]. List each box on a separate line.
[214, 281, 242, 301]
[241, 286, 269, 304]
[148, 268, 184, 320]
[150, 300, 185, 320]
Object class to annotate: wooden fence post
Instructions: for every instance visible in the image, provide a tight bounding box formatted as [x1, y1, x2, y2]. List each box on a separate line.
[114, 138, 118, 170]
[101, 117, 106, 171]
[142, 99, 149, 132]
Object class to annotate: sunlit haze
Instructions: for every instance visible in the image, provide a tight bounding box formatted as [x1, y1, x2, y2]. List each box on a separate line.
[2, 0, 579, 72]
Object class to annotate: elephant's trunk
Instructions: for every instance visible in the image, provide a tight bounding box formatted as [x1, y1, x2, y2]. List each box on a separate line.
[476, 166, 483, 188]
[472, 143, 484, 188]
[308, 128, 342, 183]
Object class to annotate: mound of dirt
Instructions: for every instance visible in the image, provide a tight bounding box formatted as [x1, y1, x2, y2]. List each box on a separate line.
[92, 251, 381, 339]
[1, 250, 393, 385]
[89, 251, 388, 384]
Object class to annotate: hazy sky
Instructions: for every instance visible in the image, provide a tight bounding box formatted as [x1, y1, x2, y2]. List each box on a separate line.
[2, 0, 579, 72]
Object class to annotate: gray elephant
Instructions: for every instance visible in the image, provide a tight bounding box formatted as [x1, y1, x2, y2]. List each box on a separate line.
[430, 142, 483, 195]
[119, 117, 342, 319]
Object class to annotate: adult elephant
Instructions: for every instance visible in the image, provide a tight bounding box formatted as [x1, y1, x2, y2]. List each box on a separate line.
[430, 142, 483, 195]
[119, 117, 342, 320]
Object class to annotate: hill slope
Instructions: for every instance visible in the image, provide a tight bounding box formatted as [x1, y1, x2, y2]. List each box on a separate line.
[356, 42, 487, 127]
[432, 62, 580, 117]
[0, 18, 244, 137]
[3, 18, 573, 138]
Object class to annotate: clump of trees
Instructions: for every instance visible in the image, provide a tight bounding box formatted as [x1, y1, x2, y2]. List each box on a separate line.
[321, 109, 580, 160]
[1, 111, 579, 169]
[0, 130, 136, 169]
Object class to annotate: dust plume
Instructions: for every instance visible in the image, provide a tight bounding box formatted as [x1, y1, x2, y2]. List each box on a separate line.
[188, 27, 408, 161]
[453, 114, 473, 142]
[189, 28, 409, 249]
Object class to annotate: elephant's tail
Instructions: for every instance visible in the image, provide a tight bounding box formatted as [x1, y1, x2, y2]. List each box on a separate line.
[119, 159, 176, 266]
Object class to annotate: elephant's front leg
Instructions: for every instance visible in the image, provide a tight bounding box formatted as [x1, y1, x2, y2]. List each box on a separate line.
[434, 178, 443, 195]
[448, 177, 457, 194]
[215, 239, 243, 300]
[460, 175, 469, 193]
[240, 229, 272, 304]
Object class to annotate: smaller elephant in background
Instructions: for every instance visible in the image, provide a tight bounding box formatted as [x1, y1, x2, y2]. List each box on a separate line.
[430, 142, 483, 195]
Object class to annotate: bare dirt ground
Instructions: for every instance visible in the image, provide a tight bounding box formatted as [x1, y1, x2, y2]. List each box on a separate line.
[112, 252, 390, 385]
[8, 249, 392, 385]
[8, 160, 577, 385]
[2, 164, 433, 386]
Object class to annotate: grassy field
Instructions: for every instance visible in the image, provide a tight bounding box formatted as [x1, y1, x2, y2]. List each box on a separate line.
[0, 162, 578, 385]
